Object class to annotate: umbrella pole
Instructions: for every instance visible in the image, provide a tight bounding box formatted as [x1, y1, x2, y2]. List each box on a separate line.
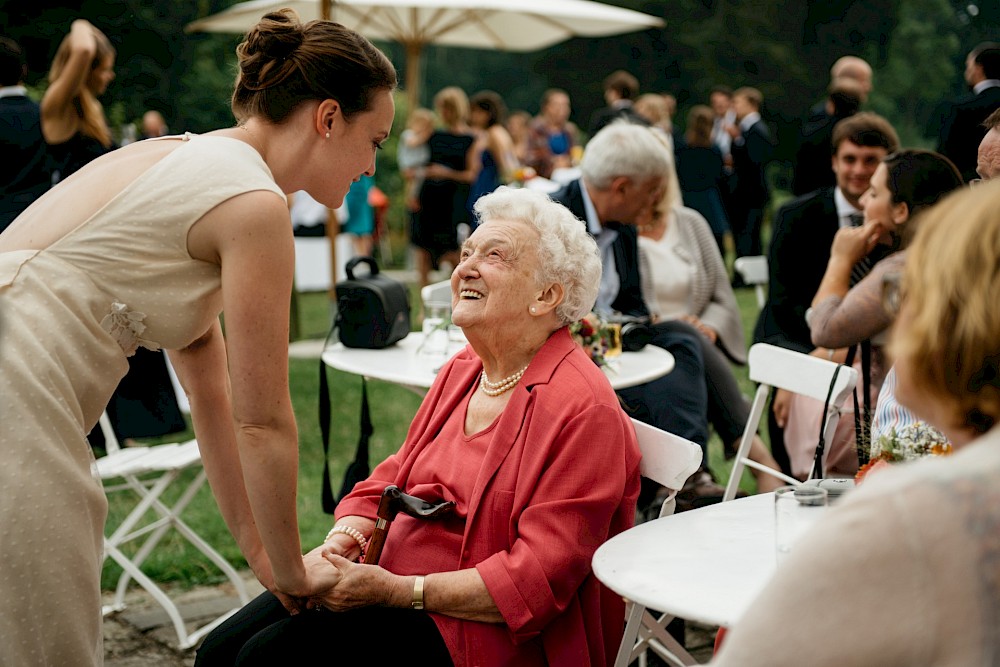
[404, 42, 423, 112]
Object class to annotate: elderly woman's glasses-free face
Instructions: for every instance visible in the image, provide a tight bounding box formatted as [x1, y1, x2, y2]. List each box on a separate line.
[881, 271, 904, 317]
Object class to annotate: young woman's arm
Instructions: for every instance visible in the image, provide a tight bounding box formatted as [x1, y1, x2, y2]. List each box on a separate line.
[41, 20, 97, 143]
[183, 188, 314, 600]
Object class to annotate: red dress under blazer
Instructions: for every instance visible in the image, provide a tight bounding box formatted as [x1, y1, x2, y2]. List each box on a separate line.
[336, 327, 641, 666]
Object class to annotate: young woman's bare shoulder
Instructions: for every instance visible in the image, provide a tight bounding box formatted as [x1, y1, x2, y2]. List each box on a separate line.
[188, 189, 291, 264]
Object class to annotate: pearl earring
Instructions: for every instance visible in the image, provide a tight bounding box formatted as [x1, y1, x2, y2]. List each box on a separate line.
[325, 131, 331, 139]
[530, 306, 537, 314]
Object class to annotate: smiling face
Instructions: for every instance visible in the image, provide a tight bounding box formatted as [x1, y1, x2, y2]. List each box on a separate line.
[321, 88, 394, 207]
[450, 218, 542, 333]
[832, 140, 887, 208]
[860, 162, 908, 245]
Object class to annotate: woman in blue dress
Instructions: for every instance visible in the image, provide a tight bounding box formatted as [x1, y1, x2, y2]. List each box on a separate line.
[675, 105, 730, 255]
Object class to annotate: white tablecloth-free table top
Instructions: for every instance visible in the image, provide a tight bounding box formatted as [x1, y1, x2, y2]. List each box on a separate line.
[321, 332, 674, 391]
[593, 493, 777, 628]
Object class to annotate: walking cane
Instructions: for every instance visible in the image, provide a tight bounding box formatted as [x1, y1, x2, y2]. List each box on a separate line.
[363, 485, 455, 566]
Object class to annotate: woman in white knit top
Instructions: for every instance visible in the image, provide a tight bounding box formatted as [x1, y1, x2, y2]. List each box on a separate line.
[639, 203, 783, 490]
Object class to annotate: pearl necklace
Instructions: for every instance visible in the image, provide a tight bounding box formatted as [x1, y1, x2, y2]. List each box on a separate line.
[479, 365, 528, 397]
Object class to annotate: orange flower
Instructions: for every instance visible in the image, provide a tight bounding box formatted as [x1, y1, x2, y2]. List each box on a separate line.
[855, 458, 891, 484]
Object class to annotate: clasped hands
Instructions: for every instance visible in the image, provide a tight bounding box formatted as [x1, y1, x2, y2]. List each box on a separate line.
[273, 538, 397, 616]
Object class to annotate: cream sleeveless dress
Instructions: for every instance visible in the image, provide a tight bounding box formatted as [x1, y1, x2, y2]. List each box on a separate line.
[0, 134, 284, 665]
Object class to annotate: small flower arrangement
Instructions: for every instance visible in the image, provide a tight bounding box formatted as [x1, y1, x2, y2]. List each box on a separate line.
[856, 421, 953, 483]
[569, 313, 621, 369]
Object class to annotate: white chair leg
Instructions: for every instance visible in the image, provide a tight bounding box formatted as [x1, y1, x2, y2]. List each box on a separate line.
[723, 385, 770, 502]
[617, 601, 645, 667]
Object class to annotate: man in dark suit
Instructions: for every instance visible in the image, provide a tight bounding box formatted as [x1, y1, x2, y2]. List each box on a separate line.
[938, 42, 1000, 182]
[791, 78, 864, 196]
[552, 123, 723, 509]
[587, 70, 649, 137]
[725, 87, 774, 261]
[753, 112, 899, 474]
[0, 36, 50, 232]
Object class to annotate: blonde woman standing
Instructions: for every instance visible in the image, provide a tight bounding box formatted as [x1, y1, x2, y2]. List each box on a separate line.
[41, 19, 116, 180]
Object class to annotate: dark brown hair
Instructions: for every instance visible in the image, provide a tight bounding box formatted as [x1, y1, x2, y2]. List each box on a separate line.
[883, 149, 964, 221]
[685, 105, 715, 148]
[470, 90, 507, 128]
[231, 9, 396, 124]
[830, 112, 899, 155]
[603, 70, 639, 100]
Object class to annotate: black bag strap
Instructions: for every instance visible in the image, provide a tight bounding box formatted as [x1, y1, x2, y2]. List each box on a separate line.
[320, 328, 337, 513]
[809, 362, 846, 480]
[852, 340, 873, 467]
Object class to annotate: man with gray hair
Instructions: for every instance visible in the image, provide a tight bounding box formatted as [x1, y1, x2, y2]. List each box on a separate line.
[553, 122, 722, 512]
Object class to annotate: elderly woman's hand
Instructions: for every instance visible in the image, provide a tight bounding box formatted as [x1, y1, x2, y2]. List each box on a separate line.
[830, 220, 880, 267]
[309, 554, 404, 612]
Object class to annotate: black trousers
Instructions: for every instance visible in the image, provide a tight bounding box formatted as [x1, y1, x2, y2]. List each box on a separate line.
[617, 321, 709, 455]
[195, 591, 454, 666]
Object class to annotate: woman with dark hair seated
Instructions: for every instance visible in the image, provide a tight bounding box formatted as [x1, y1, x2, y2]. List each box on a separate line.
[711, 179, 1000, 666]
[794, 150, 964, 475]
[197, 187, 641, 666]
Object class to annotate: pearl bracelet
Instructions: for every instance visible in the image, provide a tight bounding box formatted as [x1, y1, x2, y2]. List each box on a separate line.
[325, 524, 367, 560]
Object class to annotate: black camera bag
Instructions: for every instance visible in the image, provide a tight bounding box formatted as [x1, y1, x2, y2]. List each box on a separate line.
[334, 256, 410, 349]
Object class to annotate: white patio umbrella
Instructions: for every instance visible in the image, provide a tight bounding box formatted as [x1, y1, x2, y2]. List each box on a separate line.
[186, 0, 664, 110]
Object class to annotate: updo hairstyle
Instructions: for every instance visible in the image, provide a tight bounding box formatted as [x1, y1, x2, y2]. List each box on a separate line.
[232, 9, 396, 125]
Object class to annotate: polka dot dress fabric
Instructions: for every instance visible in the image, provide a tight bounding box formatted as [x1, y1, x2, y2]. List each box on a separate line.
[0, 135, 284, 665]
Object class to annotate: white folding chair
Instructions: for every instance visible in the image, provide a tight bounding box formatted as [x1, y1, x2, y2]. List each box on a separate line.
[616, 419, 703, 667]
[419, 279, 452, 306]
[96, 412, 250, 649]
[722, 344, 858, 502]
[733, 255, 769, 308]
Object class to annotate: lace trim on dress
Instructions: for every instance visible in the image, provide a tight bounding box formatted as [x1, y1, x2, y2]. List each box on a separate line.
[100, 301, 157, 356]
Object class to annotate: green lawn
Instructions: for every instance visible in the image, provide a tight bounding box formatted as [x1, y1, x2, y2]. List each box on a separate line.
[102, 287, 768, 589]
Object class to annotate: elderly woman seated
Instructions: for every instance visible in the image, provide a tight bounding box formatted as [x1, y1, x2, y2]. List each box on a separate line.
[710, 180, 1000, 666]
[196, 187, 641, 666]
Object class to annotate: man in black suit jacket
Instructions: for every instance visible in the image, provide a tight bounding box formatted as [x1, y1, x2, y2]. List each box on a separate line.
[725, 87, 774, 260]
[587, 70, 649, 138]
[791, 78, 864, 196]
[938, 43, 1000, 182]
[552, 123, 721, 509]
[753, 112, 899, 474]
[0, 36, 50, 232]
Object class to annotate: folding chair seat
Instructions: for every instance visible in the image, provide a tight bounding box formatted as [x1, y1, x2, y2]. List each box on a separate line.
[722, 344, 858, 502]
[733, 255, 769, 309]
[615, 419, 703, 667]
[96, 412, 250, 649]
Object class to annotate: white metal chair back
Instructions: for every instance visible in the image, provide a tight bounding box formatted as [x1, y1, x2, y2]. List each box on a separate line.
[95, 413, 250, 649]
[615, 420, 703, 667]
[632, 418, 703, 518]
[734, 255, 768, 308]
[420, 279, 452, 307]
[722, 343, 858, 502]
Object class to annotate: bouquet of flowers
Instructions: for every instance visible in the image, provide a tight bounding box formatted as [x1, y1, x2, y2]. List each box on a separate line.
[569, 313, 622, 369]
[856, 421, 953, 483]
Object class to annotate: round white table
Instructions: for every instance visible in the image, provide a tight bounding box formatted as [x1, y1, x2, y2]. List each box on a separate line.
[593, 493, 776, 629]
[321, 332, 674, 392]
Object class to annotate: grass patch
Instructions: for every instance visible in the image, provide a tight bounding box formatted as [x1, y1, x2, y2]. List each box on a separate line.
[103, 283, 769, 589]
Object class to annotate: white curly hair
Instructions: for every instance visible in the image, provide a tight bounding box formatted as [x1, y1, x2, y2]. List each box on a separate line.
[473, 187, 601, 325]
